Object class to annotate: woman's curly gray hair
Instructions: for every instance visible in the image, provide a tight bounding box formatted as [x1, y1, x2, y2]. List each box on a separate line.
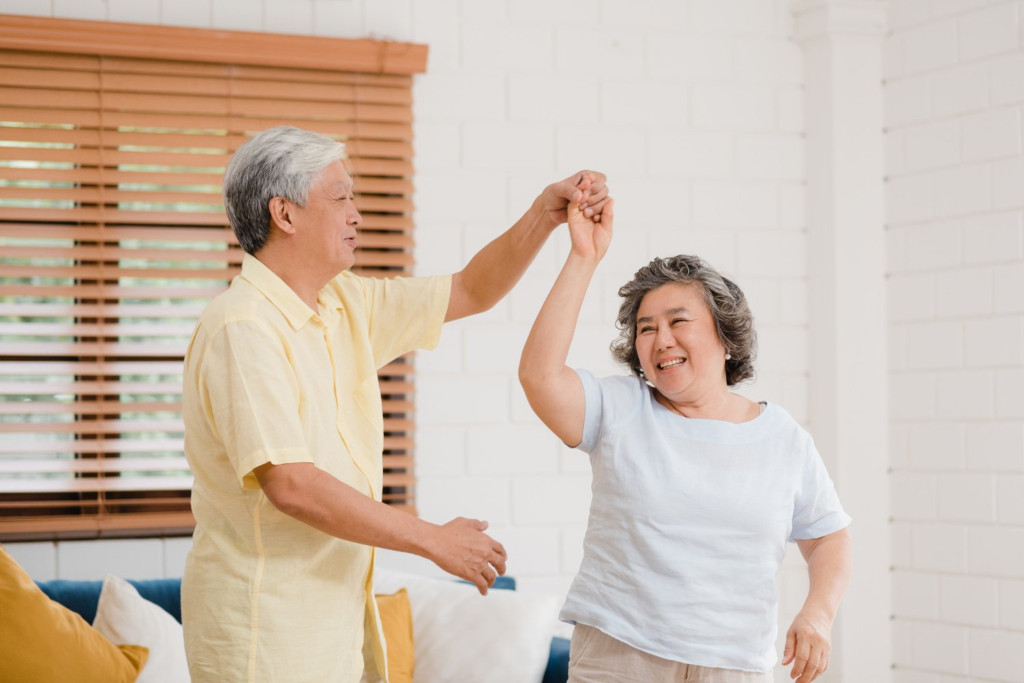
[610, 255, 757, 386]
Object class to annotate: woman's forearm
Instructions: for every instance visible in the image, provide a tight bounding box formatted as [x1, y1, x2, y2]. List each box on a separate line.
[518, 253, 600, 446]
[799, 528, 853, 621]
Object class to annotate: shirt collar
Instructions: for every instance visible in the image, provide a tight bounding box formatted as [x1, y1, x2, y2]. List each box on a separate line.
[238, 253, 320, 330]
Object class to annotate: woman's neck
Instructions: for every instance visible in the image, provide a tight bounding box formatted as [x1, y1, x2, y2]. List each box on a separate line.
[655, 389, 760, 424]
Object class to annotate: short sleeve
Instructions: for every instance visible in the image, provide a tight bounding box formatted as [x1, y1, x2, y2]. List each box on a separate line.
[789, 437, 852, 541]
[198, 319, 313, 488]
[575, 369, 604, 453]
[357, 274, 451, 368]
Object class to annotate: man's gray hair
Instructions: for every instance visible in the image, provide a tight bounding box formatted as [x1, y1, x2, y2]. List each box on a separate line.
[610, 254, 757, 386]
[223, 126, 347, 254]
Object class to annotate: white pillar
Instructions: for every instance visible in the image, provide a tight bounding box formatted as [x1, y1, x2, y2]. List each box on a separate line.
[793, 2, 891, 682]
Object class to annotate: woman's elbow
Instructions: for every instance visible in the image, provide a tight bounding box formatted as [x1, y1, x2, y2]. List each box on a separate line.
[518, 360, 548, 399]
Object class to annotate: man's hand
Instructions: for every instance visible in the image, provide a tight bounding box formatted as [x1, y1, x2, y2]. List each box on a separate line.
[536, 171, 610, 227]
[424, 517, 508, 595]
[781, 608, 833, 683]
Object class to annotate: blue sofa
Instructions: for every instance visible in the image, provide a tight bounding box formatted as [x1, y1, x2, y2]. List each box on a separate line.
[37, 576, 571, 683]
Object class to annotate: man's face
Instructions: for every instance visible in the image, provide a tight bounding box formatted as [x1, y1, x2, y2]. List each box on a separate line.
[291, 160, 362, 274]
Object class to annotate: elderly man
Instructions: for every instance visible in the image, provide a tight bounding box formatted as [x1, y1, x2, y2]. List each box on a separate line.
[181, 126, 610, 683]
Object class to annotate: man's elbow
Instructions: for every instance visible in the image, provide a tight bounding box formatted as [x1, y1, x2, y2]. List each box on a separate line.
[446, 273, 502, 322]
[255, 463, 311, 518]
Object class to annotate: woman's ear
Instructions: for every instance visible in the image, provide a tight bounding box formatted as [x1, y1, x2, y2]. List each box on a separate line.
[268, 196, 297, 236]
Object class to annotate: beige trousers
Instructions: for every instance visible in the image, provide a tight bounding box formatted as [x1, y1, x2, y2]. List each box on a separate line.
[568, 624, 774, 683]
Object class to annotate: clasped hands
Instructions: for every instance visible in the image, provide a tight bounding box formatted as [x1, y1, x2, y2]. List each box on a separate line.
[537, 170, 612, 227]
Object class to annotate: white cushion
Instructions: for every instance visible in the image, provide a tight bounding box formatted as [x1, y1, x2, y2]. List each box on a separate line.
[92, 574, 190, 683]
[374, 570, 559, 683]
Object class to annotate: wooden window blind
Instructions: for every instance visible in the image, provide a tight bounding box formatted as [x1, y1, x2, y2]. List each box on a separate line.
[0, 15, 428, 540]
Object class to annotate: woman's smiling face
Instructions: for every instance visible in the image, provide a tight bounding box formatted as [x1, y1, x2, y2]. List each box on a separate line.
[634, 281, 729, 405]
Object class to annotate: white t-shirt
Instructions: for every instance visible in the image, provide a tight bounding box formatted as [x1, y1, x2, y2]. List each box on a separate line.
[560, 370, 852, 673]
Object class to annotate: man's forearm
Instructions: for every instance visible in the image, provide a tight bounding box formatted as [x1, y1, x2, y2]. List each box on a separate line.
[256, 461, 507, 593]
[256, 461, 434, 555]
[445, 201, 556, 322]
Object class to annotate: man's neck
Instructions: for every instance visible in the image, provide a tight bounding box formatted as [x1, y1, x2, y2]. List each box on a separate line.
[254, 244, 334, 311]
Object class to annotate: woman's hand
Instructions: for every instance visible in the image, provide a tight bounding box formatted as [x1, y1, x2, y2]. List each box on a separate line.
[781, 607, 833, 683]
[785, 528, 850, 682]
[567, 191, 614, 262]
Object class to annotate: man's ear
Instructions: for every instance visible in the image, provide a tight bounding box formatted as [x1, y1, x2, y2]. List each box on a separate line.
[268, 196, 298, 236]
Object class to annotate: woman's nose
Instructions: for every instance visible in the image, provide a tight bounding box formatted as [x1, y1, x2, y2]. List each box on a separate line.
[656, 326, 675, 349]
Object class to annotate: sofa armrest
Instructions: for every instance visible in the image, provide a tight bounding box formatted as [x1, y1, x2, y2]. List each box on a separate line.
[543, 636, 570, 683]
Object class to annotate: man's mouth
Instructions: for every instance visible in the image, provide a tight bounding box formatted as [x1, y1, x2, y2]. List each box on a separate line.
[657, 358, 686, 370]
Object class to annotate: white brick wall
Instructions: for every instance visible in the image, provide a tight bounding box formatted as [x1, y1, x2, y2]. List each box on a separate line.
[886, 2, 1024, 681]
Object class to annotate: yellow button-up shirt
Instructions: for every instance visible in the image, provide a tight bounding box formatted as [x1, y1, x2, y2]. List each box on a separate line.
[182, 255, 450, 683]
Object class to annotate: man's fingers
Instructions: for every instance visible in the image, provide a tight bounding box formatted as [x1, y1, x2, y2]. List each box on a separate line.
[583, 182, 609, 204]
[574, 171, 596, 189]
[482, 564, 496, 586]
[490, 544, 508, 576]
[583, 195, 611, 217]
[577, 170, 605, 187]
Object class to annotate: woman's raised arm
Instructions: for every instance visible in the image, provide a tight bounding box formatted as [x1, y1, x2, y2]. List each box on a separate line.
[518, 199, 614, 446]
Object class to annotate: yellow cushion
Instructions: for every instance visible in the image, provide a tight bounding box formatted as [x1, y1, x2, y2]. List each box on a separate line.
[375, 588, 414, 683]
[0, 544, 148, 683]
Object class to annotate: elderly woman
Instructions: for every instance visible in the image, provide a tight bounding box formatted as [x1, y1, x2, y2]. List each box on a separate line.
[519, 201, 852, 683]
